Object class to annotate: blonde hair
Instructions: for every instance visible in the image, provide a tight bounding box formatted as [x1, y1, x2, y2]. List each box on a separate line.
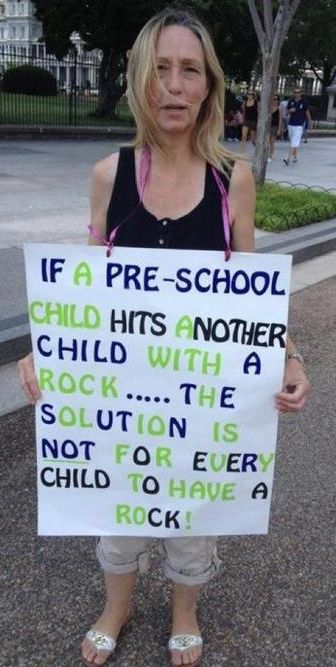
[126, 7, 241, 175]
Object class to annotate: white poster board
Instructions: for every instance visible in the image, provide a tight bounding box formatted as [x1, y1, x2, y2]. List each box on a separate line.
[24, 244, 292, 536]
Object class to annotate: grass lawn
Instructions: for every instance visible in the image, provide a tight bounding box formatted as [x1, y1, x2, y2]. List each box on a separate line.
[256, 183, 336, 231]
[0, 92, 133, 126]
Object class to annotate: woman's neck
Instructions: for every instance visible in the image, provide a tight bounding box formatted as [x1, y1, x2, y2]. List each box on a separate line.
[150, 137, 199, 170]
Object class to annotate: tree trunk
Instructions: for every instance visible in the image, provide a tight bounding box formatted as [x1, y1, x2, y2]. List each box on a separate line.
[92, 49, 120, 119]
[254, 55, 279, 184]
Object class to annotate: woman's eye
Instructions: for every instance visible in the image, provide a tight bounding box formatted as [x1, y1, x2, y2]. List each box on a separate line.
[185, 66, 198, 73]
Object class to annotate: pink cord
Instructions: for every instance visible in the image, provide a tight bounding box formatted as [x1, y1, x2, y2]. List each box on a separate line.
[88, 146, 232, 260]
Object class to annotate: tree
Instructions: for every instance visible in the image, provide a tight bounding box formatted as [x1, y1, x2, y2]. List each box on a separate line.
[246, 0, 301, 184]
[33, 0, 166, 117]
[192, 0, 259, 83]
[33, 0, 260, 116]
[281, 0, 336, 103]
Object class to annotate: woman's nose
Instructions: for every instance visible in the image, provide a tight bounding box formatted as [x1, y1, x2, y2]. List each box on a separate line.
[167, 66, 183, 93]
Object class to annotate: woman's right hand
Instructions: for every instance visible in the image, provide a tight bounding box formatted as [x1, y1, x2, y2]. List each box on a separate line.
[18, 352, 41, 404]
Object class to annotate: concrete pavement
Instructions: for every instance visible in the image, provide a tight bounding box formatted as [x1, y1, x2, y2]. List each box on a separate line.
[1, 136, 336, 666]
[1, 275, 335, 666]
[1, 136, 336, 413]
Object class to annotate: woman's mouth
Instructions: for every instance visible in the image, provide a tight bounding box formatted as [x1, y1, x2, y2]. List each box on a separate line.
[162, 104, 187, 111]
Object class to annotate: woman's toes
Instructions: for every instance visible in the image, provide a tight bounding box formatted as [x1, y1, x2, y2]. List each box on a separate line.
[82, 637, 96, 663]
[170, 649, 182, 666]
[93, 650, 110, 665]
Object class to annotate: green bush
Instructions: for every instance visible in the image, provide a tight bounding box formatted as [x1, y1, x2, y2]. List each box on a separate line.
[2, 65, 57, 97]
[256, 183, 336, 231]
[115, 94, 134, 122]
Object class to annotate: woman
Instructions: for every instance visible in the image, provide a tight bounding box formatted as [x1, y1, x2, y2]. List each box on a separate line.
[18, 8, 310, 667]
[268, 94, 282, 162]
[241, 90, 258, 149]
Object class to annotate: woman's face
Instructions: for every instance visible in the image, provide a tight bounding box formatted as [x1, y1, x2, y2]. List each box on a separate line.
[149, 25, 209, 137]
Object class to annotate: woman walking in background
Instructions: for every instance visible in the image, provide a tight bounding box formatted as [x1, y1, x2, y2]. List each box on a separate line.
[268, 94, 282, 162]
[241, 90, 258, 150]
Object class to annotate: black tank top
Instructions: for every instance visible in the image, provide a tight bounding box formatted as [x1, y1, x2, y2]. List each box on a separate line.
[106, 147, 230, 252]
[244, 100, 258, 122]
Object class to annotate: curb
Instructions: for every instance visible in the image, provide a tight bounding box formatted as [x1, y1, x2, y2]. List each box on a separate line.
[0, 124, 335, 140]
[0, 124, 136, 140]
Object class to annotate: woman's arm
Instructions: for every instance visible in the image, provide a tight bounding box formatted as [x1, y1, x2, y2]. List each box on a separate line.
[229, 159, 255, 252]
[88, 152, 119, 245]
[18, 152, 120, 403]
[275, 337, 310, 412]
[229, 159, 310, 412]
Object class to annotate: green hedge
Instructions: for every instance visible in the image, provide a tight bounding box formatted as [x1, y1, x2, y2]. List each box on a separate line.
[256, 183, 336, 231]
[3, 65, 57, 97]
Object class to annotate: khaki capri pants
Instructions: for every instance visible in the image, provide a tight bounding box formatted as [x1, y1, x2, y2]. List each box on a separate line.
[97, 535, 221, 586]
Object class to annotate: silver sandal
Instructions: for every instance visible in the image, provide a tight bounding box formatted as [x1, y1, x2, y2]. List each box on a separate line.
[168, 634, 203, 665]
[85, 629, 116, 653]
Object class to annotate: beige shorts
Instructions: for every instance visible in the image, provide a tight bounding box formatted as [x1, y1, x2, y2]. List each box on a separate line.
[97, 535, 221, 586]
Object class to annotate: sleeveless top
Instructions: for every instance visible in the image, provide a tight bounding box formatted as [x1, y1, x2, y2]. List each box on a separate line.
[271, 108, 280, 127]
[244, 100, 258, 122]
[106, 147, 230, 252]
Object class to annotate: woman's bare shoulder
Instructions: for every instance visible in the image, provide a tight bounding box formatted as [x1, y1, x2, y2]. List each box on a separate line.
[230, 157, 254, 189]
[91, 151, 120, 188]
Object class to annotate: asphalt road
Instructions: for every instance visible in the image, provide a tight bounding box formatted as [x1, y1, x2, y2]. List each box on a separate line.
[1, 275, 335, 667]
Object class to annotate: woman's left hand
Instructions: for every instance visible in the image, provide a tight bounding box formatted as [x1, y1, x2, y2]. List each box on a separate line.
[275, 359, 311, 413]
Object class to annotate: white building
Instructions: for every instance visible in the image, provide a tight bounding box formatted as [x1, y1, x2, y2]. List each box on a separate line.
[0, 0, 42, 51]
[0, 0, 100, 91]
[326, 76, 336, 120]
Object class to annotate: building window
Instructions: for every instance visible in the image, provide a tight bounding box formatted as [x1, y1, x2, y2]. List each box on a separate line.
[333, 95, 336, 109]
[11, 26, 16, 38]
[0, 3, 5, 16]
[20, 26, 25, 38]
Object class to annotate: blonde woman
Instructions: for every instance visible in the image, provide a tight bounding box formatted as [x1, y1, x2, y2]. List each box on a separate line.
[19, 8, 310, 667]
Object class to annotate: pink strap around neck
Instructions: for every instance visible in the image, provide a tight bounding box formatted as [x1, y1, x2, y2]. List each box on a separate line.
[88, 146, 151, 257]
[88, 145, 231, 260]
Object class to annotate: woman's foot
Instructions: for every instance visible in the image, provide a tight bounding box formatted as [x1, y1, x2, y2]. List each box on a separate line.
[169, 619, 203, 666]
[81, 602, 132, 665]
[169, 582, 203, 666]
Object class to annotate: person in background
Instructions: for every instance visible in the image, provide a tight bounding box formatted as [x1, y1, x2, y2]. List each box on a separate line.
[301, 92, 310, 143]
[234, 105, 243, 141]
[241, 90, 258, 150]
[283, 87, 311, 165]
[268, 94, 282, 162]
[224, 109, 236, 141]
[18, 8, 310, 667]
[279, 95, 289, 140]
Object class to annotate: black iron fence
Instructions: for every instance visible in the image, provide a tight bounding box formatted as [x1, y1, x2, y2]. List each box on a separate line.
[0, 44, 132, 126]
[0, 44, 335, 129]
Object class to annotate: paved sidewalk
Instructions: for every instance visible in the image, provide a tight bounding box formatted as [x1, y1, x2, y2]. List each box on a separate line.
[1, 137, 336, 368]
[1, 276, 335, 666]
[1, 137, 335, 666]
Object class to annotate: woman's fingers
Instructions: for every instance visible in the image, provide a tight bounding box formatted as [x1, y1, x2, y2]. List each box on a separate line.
[18, 353, 41, 404]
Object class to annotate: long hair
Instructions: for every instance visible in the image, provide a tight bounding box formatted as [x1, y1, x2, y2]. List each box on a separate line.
[126, 7, 241, 174]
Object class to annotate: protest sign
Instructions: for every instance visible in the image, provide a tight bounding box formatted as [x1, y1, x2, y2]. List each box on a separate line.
[24, 244, 292, 536]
